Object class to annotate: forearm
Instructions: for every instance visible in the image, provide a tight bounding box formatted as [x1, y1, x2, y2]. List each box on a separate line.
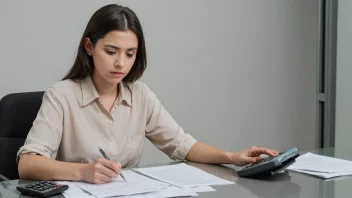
[186, 142, 236, 164]
[18, 154, 87, 181]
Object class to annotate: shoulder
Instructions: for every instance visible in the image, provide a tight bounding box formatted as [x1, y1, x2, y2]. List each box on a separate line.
[127, 81, 159, 106]
[128, 81, 155, 97]
[129, 80, 148, 91]
[46, 79, 81, 100]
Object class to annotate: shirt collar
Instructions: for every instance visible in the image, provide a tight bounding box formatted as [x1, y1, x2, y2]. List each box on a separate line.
[118, 80, 132, 107]
[80, 76, 132, 107]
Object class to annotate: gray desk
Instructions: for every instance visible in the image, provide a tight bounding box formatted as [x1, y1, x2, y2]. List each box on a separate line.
[1, 148, 352, 198]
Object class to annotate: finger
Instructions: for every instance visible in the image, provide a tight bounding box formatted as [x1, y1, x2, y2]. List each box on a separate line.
[253, 147, 276, 156]
[94, 160, 118, 178]
[271, 150, 279, 155]
[112, 162, 122, 174]
[247, 146, 259, 157]
[98, 158, 121, 173]
[254, 156, 262, 161]
[247, 156, 262, 164]
[99, 164, 118, 179]
[243, 156, 256, 164]
[266, 149, 278, 156]
[95, 172, 112, 184]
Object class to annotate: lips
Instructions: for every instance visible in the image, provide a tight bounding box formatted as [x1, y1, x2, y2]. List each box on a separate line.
[110, 72, 124, 77]
[111, 72, 124, 74]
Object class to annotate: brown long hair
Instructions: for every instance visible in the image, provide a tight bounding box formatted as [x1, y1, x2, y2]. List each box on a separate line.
[62, 4, 147, 83]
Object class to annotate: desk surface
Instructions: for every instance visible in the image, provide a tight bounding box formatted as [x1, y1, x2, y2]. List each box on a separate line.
[1, 148, 352, 198]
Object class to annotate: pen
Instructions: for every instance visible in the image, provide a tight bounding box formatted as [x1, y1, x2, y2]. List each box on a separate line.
[98, 146, 127, 182]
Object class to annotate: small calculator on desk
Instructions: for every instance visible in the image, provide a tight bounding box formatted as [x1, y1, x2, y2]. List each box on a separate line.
[16, 181, 68, 197]
[236, 147, 299, 178]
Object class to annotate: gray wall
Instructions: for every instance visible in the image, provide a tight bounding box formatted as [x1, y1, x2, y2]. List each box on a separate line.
[0, 0, 318, 166]
[335, 0, 352, 153]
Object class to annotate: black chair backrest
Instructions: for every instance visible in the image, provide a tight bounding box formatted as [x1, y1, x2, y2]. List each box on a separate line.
[0, 91, 44, 179]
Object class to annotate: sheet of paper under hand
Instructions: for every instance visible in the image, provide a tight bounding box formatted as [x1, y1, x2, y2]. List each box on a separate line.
[134, 163, 234, 188]
[112, 186, 198, 198]
[73, 170, 167, 198]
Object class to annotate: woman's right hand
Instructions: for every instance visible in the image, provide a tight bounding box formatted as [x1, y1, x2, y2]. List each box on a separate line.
[80, 158, 122, 184]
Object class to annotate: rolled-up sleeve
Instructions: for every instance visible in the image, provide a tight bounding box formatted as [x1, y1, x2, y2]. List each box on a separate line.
[16, 88, 63, 163]
[144, 84, 197, 160]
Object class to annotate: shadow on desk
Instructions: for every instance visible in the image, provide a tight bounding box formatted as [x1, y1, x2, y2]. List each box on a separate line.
[236, 172, 301, 198]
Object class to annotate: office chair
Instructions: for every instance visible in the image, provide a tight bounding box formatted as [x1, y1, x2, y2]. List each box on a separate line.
[0, 91, 44, 180]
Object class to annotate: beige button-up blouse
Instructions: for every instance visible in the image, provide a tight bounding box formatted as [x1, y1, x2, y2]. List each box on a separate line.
[17, 76, 197, 167]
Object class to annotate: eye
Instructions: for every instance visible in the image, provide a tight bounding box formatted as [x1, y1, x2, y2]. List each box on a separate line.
[126, 53, 134, 58]
[106, 50, 116, 55]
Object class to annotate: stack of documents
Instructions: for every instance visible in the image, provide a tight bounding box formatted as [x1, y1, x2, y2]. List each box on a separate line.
[58, 163, 234, 198]
[287, 152, 352, 179]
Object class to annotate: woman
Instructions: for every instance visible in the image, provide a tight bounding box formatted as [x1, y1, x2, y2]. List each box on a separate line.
[17, 4, 278, 184]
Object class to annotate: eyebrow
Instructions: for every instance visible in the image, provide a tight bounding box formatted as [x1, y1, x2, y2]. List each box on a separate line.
[104, 44, 137, 51]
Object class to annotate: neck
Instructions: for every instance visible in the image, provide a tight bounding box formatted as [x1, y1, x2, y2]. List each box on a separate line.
[92, 72, 118, 97]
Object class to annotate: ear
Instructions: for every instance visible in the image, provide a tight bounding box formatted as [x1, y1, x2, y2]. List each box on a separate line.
[84, 37, 93, 56]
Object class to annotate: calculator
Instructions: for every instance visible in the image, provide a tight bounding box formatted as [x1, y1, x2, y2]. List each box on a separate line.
[236, 147, 299, 178]
[16, 181, 69, 197]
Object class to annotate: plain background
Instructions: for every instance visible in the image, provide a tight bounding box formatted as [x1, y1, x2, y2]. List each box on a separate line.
[335, 0, 352, 191]
[0, 0, 318, 166]
[335, 0, 352, 155]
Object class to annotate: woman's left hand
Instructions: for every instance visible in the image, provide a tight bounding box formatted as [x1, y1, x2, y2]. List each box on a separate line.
[230, 146, 278, 166]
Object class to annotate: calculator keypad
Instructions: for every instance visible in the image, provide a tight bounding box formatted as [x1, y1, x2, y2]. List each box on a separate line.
[25, 181, 57, 191]
[17, 181, 68, 197]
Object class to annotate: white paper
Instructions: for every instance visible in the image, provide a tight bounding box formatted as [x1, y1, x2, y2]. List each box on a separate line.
[56, 181, 95, 198]
[38, 181, 206, 198]
[288, 153, 352, 173]
[114, 186, 198, 198]
[111, 185, 215, 197]
[73, 170, 167, 198]
[287, 153, 352, 178]
[288, 168, 352, 179]
[188, 185, 216, 193]
[134, 163, 234, 188]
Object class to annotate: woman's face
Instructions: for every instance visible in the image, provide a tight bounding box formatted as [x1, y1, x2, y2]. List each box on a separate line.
[86, 30, 138, 85]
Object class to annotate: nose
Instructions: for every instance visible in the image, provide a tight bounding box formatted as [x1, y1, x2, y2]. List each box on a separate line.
[114, 53, 125, 68]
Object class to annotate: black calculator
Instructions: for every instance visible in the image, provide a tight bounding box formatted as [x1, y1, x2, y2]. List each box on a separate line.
[16, 181, 69, 197]
[236, 147, 299, 178]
